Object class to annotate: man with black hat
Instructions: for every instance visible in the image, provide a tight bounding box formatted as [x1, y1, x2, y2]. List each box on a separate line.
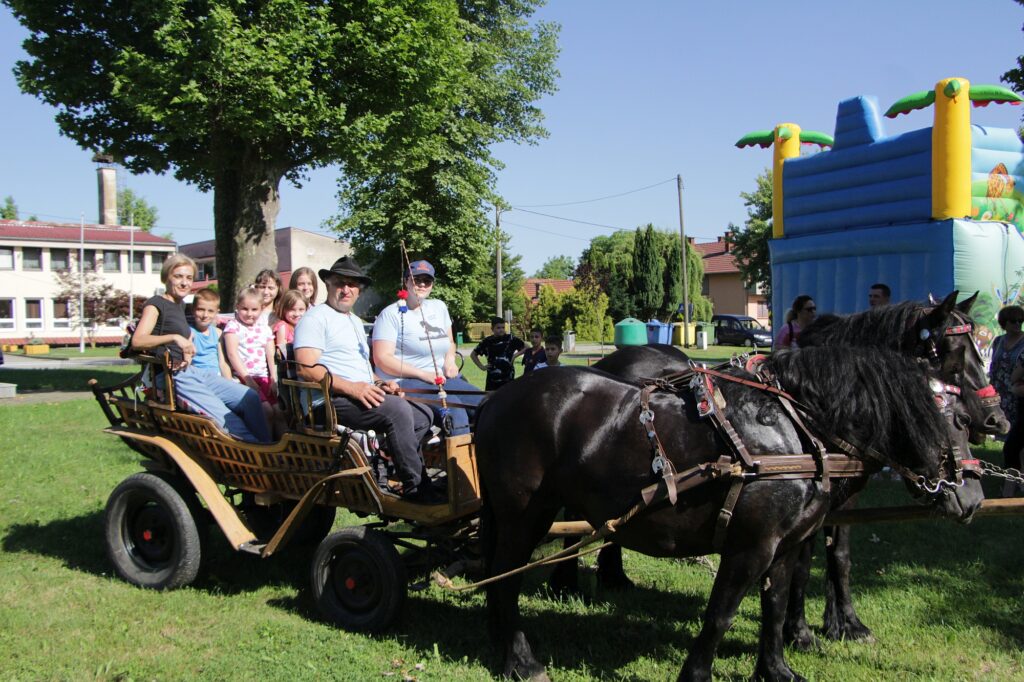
[293, 256, 442, 503]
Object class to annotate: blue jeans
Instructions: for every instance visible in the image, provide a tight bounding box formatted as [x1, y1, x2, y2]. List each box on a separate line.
[398, 375, 484, 436]
[161, 366, 272, 443]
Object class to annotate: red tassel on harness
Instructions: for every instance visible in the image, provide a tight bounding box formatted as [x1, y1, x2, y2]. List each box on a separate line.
[976, 384, 997, 399]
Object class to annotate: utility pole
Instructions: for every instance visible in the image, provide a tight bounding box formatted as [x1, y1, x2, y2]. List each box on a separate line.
[677, 175, 690, 347]
[495, 205, 503, 318]
[79, 213, 85, 353]
[128, 212, 135, 322]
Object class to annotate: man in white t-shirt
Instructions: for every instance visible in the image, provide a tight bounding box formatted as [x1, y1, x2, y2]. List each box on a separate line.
[372, 260, 483, 435]
[293, 256, 441, 504]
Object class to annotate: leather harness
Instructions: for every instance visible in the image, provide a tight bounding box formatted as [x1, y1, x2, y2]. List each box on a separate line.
[634, 356, 978, 551]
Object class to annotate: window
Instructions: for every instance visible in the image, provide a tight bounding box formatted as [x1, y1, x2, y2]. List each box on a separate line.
[756, 300, 770, 318]
[103, 250, 121, 272]
[152, 251, 168, 270]
[701, 275, 710, 296]
[0, 247, 12, 270]
[132, 251, 146, 273]
[25, 299, 43, 329]
[22, 247, 42, 270]
[53, 299, 71, 328]
[50, 248, 69, 271]
[80, 249, 97, 271]
[0, 299, 13, 329]
[197, 261, 216, 281]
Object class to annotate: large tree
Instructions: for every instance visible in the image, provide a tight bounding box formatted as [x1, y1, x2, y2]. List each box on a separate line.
[334, 2, 558, 323]
[6, 1, 538, 305]
[1, 196, 17, 220]
[727, 168, 774, 301]
[631, 224, 663, 320]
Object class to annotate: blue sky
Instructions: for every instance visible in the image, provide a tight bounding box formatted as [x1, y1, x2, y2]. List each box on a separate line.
[1, 1, 1023, 276]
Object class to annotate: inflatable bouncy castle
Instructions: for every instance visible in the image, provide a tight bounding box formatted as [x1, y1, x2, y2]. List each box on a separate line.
[738, 77, 1024, 346]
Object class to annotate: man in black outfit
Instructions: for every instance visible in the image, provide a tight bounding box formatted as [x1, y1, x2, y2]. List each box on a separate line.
[470, 317, 526, 390]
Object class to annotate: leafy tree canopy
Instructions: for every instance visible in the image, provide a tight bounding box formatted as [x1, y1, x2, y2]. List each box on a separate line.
[117, 188, 159, 231]
[726, 168, 773, 301]
[6, 0, 556, 306]
[533, 254, 575, 279]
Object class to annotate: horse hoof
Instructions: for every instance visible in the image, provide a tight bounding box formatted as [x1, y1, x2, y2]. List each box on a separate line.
[784, 628, 821, 652]
[753, 663, 807, 682]
[823, 619, 874, 643]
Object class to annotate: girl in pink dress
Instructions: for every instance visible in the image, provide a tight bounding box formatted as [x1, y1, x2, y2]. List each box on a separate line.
[224, 287, 283, 434]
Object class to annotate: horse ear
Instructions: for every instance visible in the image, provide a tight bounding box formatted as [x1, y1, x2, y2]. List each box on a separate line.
[921, 291, 958, 330]
[956, 291, 979, 314]
[941, 344, 966, 377]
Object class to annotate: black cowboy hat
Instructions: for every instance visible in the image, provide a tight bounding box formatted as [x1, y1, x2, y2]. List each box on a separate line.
[318, 256, 372, 286]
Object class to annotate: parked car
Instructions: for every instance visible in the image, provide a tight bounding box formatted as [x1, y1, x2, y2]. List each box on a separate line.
[711, 314, 772, 348]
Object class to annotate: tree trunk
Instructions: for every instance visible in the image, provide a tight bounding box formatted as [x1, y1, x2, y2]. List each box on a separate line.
[212, 154, 283, 309]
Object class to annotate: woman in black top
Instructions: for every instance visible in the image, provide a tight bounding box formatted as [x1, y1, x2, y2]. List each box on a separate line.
[131, 254, 271, 443]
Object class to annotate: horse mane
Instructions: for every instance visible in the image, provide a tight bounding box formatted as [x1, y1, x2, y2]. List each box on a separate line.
[797, 301, 925, 350]
[767, 347, 946, 471]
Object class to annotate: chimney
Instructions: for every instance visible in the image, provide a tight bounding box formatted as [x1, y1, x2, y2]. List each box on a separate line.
[687, 236, 695, 245]
[93, 153, 118, 225]
[722, 230, 733, 252]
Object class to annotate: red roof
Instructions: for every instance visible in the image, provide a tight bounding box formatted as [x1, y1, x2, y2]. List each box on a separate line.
[523, 278, 575, 301]
[692, 237, 740, 275]
[0, 219, 176, 246]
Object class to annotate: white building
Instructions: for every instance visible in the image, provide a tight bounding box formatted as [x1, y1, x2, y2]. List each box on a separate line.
[0, 219, 177, 345]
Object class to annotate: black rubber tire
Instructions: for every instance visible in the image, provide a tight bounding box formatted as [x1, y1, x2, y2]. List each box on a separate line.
[150, 471, 210, 548]
[311, 527, 406, 632]
[104, 472, 202, 590]
[744, 338, 754, 348]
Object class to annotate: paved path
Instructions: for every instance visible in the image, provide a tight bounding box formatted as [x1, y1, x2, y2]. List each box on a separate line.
[0, 390, 93, 405]
[2, 353, 133, 369]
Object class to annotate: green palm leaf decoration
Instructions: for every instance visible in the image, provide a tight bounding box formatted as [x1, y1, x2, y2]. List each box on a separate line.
[885, 90, 936, 118]
[969, 84, 1024, 108]
[799, 130, 834, 148]
[735, 131, 775, 149]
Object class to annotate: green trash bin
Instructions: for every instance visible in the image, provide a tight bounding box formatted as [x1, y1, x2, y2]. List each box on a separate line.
[614, 317, 647, 348]
[455, 332, 464, 346]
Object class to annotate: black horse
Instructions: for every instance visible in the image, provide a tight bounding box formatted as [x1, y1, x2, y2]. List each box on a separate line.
[783, 290, 1008, 645]
[477, 347, 983, 681]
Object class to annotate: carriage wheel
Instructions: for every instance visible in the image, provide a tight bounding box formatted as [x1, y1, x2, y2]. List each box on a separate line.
[104, 473, 202, 590]
[311, 527, 406, 632]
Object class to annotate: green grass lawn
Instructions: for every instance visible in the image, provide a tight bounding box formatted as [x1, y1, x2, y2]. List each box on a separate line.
[2, 379, 1023, 679]
[5, 345, 122, 358]
[0, 366, 138, 392]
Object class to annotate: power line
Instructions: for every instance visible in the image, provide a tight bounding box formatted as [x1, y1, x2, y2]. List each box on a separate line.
[501, 219, 592, 242]
[510, 207, 626, 231]
[513, 177, 675, 208]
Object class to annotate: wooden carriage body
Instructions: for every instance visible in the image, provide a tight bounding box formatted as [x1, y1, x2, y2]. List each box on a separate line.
[91, 355, 482, 557]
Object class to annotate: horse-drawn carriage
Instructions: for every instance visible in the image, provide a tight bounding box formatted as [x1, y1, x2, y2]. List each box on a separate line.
[91, 351, 483, 631]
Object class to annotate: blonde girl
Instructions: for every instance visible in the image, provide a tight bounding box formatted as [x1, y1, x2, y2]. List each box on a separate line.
[254, 269, 282, 324]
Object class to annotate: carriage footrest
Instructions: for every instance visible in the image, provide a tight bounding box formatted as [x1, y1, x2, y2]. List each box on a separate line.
[238, 541, 267, 555]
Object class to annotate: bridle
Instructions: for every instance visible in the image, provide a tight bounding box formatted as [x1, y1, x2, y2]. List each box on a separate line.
[917, 307, 1000, 410]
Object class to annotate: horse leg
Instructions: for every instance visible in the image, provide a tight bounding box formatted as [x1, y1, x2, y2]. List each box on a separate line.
[822, 523, 874, 642]
[486, 504, 562, 682]
[782, 535, 820, 651]
[679, 547, 775, 682]
[596, 544, 635, 590]
[547, 510, 581, 596]
[754, 545, 808, 682]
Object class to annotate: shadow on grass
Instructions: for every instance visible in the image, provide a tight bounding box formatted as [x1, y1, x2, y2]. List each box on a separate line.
[0, 368, 137, 392]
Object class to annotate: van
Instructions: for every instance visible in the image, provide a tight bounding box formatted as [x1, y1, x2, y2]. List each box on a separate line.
[711, 314, 773, 348]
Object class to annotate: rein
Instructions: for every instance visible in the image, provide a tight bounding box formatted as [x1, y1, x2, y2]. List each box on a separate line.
[919, 306, 999, 406]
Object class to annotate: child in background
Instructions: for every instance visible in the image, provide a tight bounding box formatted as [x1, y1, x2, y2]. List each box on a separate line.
[521, 328, 546, 374]
[289, 267, 318, 306]
[534, 335, 562, 370]
[470, 316, 526, 390]
[254, 269, 283, 324]
[189, 287, 271, 442]
[224, 287, 284, 434]
[273, 289, 308, 352]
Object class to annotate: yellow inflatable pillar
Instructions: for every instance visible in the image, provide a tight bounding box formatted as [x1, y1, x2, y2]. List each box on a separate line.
[772, 123, 802, 238]
[931, 77, 972, 220]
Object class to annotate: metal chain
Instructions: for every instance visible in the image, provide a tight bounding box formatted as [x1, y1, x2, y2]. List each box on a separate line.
[980, 460, 1024, 485]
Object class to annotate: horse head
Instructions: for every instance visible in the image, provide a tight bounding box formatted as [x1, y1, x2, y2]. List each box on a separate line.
[914, 291, 1008, 439]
